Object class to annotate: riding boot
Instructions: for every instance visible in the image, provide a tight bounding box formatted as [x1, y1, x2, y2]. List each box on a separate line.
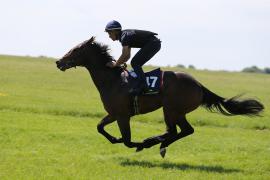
[129, 66, 148, 95]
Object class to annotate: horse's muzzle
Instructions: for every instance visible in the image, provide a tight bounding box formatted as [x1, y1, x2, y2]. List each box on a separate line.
[56, 60, 67, 71]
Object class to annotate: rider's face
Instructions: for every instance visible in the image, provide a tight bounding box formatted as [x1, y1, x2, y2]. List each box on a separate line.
[108, 31, 117, 41]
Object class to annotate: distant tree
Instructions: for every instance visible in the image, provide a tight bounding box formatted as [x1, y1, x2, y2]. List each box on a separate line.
[188, 65, 196, 69]
[176, 64, 185, 68]
[264, 67, 270, 74]
[242, 66, 263, 73]
[38, 55, 48, 58]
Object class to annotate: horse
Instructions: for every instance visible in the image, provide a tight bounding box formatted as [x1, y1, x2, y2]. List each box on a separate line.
[56, 36, 264, 158]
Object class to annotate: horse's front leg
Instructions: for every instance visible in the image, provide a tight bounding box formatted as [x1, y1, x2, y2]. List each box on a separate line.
[116, 116, 144, 149]
[97, 115, 123, 144]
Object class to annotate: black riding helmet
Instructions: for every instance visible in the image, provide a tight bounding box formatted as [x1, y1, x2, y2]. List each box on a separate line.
[105, 20, 122, 32]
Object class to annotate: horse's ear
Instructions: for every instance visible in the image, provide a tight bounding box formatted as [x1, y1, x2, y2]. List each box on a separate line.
[87, 36, 95, 45]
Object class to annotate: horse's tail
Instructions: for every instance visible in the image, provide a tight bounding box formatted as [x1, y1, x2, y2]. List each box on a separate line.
[200, 86, 264, 116]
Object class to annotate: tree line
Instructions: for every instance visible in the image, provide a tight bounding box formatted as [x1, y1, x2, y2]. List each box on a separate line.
[242, 66, 270, 74]
[175, 64, 270, 74]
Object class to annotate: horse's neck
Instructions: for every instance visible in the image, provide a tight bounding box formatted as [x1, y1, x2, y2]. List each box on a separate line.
[86, 67, 122, 93]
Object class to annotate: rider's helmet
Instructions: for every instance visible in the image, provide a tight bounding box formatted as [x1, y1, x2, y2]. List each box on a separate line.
[105, 20, 122, 32]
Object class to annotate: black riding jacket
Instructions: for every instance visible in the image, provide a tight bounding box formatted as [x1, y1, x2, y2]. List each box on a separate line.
[119, 29, 158, 48]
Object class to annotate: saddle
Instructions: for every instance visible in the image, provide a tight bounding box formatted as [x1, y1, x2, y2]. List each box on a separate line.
[121, 68, 163, 95]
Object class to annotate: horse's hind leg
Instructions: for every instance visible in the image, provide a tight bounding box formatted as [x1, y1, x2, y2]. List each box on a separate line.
[136, 130, 173, 152]
[148, 107, 180, 157]
[160, 115, 194, 157]
[136, 108, 178, 152]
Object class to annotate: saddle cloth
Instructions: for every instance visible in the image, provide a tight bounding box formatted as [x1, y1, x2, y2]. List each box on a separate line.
[122, 68, 163, 95]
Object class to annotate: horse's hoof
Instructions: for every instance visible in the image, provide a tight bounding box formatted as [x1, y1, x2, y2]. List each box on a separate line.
[160, 147, 166, 158]
[136, 146, 144, 152]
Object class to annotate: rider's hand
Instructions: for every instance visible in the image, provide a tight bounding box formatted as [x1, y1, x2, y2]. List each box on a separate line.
[106, 61, 116, 68]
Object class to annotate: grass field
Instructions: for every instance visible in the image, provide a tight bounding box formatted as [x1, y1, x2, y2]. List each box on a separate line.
[0, 55, 269, 179]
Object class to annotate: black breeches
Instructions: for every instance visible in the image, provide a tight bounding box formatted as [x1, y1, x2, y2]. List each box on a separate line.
[131, 38, 161, 81]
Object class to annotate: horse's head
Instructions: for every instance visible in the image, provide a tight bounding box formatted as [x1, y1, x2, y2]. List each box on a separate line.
[56, 36, 98, 71]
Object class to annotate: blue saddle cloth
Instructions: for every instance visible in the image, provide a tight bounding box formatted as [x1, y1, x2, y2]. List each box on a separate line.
[127, 68, 162, 94]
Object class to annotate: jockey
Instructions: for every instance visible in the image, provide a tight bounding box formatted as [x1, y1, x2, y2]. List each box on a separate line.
[105, 20, 161, 95]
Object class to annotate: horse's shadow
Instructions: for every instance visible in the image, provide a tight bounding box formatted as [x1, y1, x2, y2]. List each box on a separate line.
[119, 158, 242, 174]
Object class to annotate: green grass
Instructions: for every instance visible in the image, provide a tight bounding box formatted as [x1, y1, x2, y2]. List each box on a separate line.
[0, 55, 269, 179]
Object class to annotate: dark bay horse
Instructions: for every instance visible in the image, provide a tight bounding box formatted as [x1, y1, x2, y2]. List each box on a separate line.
[56, 37, 264, 157]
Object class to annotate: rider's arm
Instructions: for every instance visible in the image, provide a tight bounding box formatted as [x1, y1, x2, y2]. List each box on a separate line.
[115, 46, 131, 66]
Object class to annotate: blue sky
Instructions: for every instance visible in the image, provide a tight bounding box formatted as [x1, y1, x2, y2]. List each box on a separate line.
[0, 0, 269, 70]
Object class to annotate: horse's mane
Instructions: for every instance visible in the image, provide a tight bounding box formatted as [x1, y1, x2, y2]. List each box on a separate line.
[92, 42, 113, 62]
[90, 41, 124, 75]
[71, 37, 113, 63]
